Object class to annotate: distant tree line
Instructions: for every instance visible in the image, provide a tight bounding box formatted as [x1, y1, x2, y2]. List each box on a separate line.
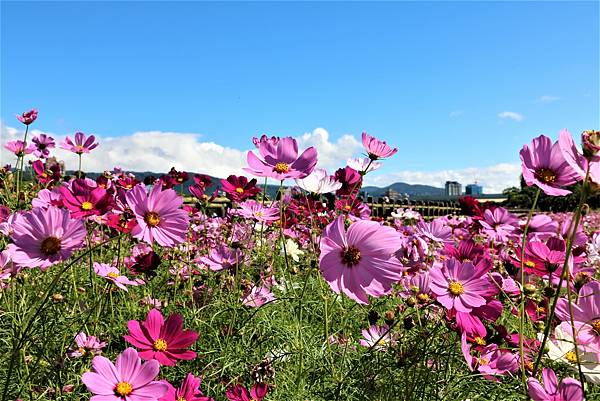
[502, 175, 600, 212]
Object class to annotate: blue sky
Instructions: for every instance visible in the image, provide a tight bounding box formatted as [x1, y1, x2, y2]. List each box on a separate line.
[1, 1, 599, 191]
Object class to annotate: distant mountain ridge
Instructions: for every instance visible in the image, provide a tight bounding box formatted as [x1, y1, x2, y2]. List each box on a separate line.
[80, 171, 446, 197]
[361, 182, 445, 198]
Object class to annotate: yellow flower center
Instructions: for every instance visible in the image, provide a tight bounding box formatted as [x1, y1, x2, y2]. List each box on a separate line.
[273, 162, 290, 173]
[40, 236, 62, 255]
[144, 211, 161, 227]
[107, 272, 119, 279]
[78, 347, 86, 355]
[525, 260, 536, 268]
[417, 293, 430, 304]
[592, 320, 600, 336]
[448, 281, 464, 296]
[565, 351, 578, 364]
[81, 201, 94, 211]
[535, 168, 557, 184]
[376, 338, 386, 346]
[235, 187, 245, 193]
[176, 398, 186, 401]
[478, 358, 489, 366]
[474, 336, 486, 346]
[114, 381, 133, 397]
[341, 246, 361, 267]
[343, 205, 352, 211]
[153, 338, 168, 351]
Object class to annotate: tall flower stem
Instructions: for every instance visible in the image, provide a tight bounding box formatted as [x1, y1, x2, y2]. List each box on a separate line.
[15, 125, 29, 206]
[77, 154, 82, 178]
[518, 188, 541, 385]
[533, 169, 591, 387]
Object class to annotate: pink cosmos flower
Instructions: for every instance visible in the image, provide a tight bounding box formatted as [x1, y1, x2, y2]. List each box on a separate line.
[7, 206, 86, 270]
[415, 218, 453, 244]
[236, 200, 280, 222]
[31, 134, 55, 158]
[16, 109, 38, 125]
[429, 258, 492, 313]
[361, 132, 398, 160]
[319, 215, 404, 304]
[225, 383, 268, 401]
[31, 188, 63, 209]
[197, 246, 243, 271]
[159, 373, 213, 401]
[94, 263, 142, 291]
[520, 134, 581, 196]
[81, 347, 168, 401]
[67, 332, 107, 358]
[61, 131, 99, 154]
[527, 368, 583, 401]
[60, 179, 114, 219]
[241, 285, 276, 307]
[359, 324, 397, 350]
[126, 184, 190, 247]
[124, 309, 198, 366]
[556, 280, 600, 352]
[479, 207, 518, 242]
[4, 140, 33, 157]
[461, 333, 519, 378]
[244, 136, 317, 181]
[559, 129, 600, 185]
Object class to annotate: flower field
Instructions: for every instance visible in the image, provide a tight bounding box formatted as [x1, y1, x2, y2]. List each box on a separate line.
[2, 109, 600, 401]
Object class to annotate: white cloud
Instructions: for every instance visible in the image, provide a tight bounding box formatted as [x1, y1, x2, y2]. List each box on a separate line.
[363, 163, 521, 194]
[1, 124, 362, 178]
[537, 95, 560, 103]
[497, 111, 524, 122]
[297, 127, 362, 171]
[449, 110, 464, 117]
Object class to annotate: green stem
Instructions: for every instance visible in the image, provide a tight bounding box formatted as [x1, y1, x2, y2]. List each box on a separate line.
[533, 168, 591, 387]
[518, 188, 541, 386]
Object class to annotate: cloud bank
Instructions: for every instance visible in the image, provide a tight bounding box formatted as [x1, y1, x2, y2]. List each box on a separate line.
[1, 123, 520, 193]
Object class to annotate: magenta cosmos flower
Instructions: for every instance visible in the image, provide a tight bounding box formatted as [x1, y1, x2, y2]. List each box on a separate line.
[319, 215, 404, 304]
[244, 136, 317, 181]
[361, 132, 398, 160]
[7, 206, 86, 270]
[520, 134, 581, 196]
[225, 383, 268, 401]
[159, 373, 213, 401]
[60, 179, 114, 219]
[124, 308, 198, 366]
[527, 368, 583, 401]
[429, 258, 492, 313]
[31, 134, 55, 158]
[126, 184, 190, 247]
[16, 108, 38, 125]
[220, 175, 261, 202]
[82, 347, 168, 401]
[60, 131, 99, 154]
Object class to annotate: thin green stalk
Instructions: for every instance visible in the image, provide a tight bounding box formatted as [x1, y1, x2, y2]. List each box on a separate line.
[518, 188, 541, 385]
[533, 168, 591, 381]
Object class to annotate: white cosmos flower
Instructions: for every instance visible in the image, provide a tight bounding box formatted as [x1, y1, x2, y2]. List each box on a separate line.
[295, 168, 342, 194]
[347, 157, 382, 173]
[543, 325, 600, 384]
[282, 238, 304, 262]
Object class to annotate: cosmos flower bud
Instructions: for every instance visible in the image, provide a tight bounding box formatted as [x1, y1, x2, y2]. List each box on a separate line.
[582, 130, 600, 158]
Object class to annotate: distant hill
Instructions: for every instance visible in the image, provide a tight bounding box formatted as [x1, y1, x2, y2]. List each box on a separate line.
[361, 182, 445, 198]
